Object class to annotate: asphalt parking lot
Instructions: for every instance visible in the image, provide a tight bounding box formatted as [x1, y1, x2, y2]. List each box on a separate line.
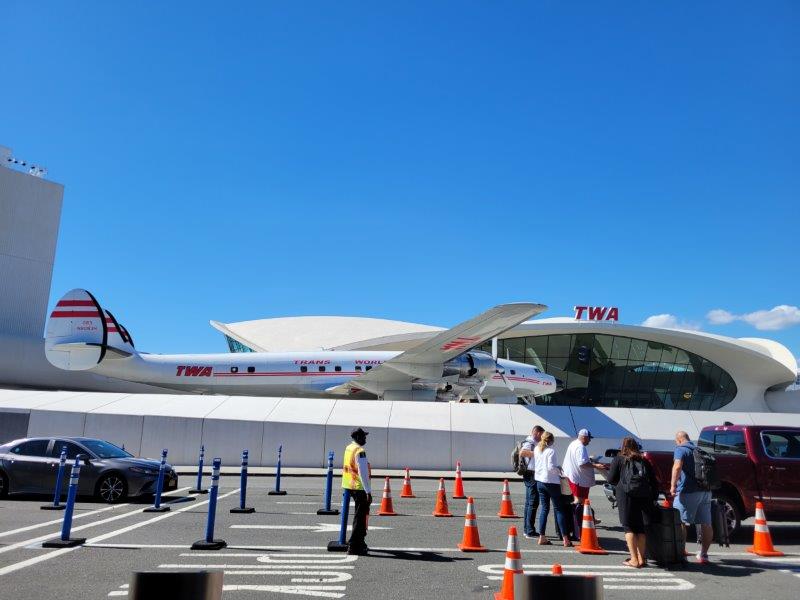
[0, 476, 798, 600]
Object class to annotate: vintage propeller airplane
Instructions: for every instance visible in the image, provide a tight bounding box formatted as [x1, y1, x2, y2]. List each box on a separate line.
[45, 289, 559, 403]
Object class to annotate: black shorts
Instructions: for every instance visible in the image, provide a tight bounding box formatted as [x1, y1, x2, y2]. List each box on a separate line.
[617, 493, 653, 534]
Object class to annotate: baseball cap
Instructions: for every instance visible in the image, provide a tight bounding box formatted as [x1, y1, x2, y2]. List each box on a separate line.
[578, 428, 593, 439]
[351, 427, 369, 438]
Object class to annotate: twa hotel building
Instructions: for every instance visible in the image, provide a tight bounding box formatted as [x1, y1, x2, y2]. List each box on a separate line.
[0, 147, 798, 470]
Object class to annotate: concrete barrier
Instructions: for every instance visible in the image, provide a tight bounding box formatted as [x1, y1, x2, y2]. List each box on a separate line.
[0, 388, 797, 471]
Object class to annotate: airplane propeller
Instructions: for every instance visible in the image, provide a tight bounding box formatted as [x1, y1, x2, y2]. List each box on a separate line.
[490, 337, 515, 392]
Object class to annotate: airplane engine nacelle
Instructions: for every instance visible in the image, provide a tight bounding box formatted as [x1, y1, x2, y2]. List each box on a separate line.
[442, 351, 496, 381]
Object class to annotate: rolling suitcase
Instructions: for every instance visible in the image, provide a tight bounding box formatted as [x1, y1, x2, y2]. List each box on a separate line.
[646, 505, 687, 567]
[710, 498, 730, 547]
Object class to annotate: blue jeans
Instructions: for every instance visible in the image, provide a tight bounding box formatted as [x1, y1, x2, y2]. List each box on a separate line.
[523, 472, 539, 536]
[537, 481, 568, 538]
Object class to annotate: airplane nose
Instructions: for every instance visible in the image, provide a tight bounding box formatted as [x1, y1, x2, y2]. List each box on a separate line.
[555, 378, 565, 392]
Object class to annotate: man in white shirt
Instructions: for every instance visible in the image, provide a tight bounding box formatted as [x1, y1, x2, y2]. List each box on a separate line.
[563, 428, 607, 502]
[518, 425, 544, 539]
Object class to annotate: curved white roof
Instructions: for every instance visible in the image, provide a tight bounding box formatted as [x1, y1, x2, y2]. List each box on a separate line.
[210, 316, 443, 352]
[211, 315, 798, 407]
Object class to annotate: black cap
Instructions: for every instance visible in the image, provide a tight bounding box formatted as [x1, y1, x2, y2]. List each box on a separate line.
[351, 427, 369, 438]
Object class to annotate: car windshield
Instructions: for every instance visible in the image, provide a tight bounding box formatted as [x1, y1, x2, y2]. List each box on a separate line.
[80, 439, 132, 459]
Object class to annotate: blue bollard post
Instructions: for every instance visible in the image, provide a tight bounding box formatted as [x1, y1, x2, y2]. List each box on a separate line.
[268, 444, 287, 495]
[317, 450, 339, 516]
[43, 457, 87, 547]
[230, 449, 254, 514]
[327, 488, 351, 551]
[189, 445, 208, 494]
[144, 449, 170, 512]
[41, 446, 68, 511]
[191, 458, 226, 550]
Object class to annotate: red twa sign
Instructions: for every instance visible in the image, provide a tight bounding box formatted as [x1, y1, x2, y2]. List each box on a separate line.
[574, 306, 619, 322]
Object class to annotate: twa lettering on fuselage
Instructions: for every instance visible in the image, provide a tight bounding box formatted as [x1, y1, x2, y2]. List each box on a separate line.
[176, 365, 213, 377]
[294, 360, 331, 365]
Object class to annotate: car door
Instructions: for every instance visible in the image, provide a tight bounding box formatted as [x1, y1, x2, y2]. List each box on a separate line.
[7, 439, 53, 493]
[759, 430, 800, 515]
[49, 440, 91, 495]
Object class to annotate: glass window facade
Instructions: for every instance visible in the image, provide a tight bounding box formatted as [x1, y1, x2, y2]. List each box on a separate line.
[489, 334, 737, 411]
[225, 335, 255, 353]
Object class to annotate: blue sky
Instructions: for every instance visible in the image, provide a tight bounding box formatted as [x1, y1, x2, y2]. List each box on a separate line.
[2, 2, 798, 363]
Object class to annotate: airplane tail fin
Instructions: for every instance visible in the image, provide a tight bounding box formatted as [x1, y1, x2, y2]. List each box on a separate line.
[45, 289, 137, 370]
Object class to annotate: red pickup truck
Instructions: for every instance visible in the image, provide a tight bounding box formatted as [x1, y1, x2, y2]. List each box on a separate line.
[630, 425, 800, 534]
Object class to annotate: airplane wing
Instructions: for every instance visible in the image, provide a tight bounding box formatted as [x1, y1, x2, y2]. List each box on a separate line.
[326, 302, 546, 396]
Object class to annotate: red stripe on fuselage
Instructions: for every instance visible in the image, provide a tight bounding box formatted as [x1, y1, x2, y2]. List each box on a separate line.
[56, 300, 95, 307]
[50, 311, 101, 318]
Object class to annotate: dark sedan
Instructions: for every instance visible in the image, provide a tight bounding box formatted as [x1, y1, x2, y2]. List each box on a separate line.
[0, 437, 178, 503]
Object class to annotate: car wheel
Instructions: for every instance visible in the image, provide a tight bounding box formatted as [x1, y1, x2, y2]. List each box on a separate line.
[716, 492, 742, 536]
[97, 473, 127, 504]
[0, 471, 8, 498]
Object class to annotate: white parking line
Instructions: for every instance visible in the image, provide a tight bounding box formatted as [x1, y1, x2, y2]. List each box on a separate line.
[0, 489, 239, 577]
[222, 584, 345, 597]
[0, 488, 192, 557]
[0, 504, 125, 539]
[0, 487, 192, 540]
[478, 563, 695, 591]
[156, 551, 356, 599]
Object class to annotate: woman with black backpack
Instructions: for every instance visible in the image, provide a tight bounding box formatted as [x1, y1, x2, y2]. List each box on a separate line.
[608, 436, 659, 568]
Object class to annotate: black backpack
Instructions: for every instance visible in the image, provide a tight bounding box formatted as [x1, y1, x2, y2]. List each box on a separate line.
[511, 440, 529, 476]
[692, 446, 720, 491]
[620, 457, 652, 498]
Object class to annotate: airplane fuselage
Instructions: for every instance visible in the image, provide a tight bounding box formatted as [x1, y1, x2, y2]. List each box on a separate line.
[94, 350, 556, 401]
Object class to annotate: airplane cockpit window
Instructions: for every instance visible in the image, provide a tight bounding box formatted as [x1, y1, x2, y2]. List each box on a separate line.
[365, 366, 373, 371]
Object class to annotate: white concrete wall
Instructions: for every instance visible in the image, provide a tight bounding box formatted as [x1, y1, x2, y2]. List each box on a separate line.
[261, 399, 335, 468]
[387, 402, 450, 470]
[3, 389, 800, 471]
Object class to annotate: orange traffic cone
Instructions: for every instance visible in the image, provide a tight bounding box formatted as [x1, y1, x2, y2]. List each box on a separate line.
[453, 461, 466, 499]
[400, 468, 416, 498]
[377, 477, 397, 516]
[497, 479, 520, 518]
[494, 526, 522, 600]
[747, 501, 784, 557]
[575, 499, 607, 555]
[457, 496, 487, 552]
[433, 477, 453, 517]
[551, 564, 563, 575]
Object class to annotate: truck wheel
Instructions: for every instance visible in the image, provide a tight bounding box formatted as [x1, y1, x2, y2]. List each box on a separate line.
[716, 491, 742, 536]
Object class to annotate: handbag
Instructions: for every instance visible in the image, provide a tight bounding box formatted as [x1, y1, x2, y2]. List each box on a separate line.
[560, 476, 572, 496]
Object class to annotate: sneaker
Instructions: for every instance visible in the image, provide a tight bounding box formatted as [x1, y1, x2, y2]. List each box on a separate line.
[695, 552, 709, 564]
[523, 533, 536, 540]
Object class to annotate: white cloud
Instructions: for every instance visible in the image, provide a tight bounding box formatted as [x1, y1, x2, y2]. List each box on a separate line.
[706, 305, 800, 331]
[641, 314, 701, 331]
[706, 309, 736, 325]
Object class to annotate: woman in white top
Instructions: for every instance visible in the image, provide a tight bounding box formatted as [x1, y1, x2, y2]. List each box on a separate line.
[533, 431, 572, 547]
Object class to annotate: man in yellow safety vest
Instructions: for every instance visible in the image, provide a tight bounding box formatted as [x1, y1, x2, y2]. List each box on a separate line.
[342, 427, 372, 555]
